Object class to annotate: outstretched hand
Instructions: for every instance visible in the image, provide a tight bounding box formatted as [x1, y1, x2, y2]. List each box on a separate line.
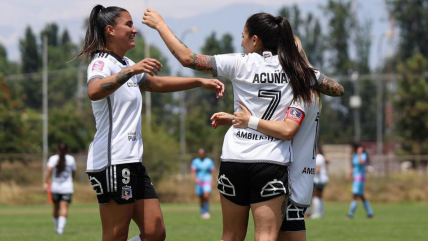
[233, 102, 252, 128]
[134, 58, 162, 76]
[142, 8, 165, 30]
[200, 79, 225, 99]
[210, 112, 234, 129]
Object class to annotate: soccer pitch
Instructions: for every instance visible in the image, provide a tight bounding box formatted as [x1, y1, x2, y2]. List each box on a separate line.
[0, 202, 427, 241]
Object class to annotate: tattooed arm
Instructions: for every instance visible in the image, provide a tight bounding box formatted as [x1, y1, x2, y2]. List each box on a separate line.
[87, 58, 162, 101]
[143, 8, 215, 74]
[87, 70, 133, 101]
[318, 76, 345, 97]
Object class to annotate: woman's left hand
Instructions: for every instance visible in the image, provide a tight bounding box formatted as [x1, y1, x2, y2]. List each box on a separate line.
[233, 102, 252, 128]
[200, 79, 225, 98]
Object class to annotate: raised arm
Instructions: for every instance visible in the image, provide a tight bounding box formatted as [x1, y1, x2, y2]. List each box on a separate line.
[143, 8, 216, 74]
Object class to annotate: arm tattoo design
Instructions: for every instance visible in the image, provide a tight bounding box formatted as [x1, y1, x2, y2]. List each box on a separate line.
[139, 79, 152, 91]
[100, 70, 132, 93]
[189, 54, 217, 75]
[318, 76, 344, 97]
[171, 50, 181, 62]
[100, 82, 118, 92]
[116, 70, 132, 85]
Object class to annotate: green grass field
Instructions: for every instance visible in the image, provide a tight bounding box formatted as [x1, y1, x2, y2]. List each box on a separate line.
[0, 202, 427, 241]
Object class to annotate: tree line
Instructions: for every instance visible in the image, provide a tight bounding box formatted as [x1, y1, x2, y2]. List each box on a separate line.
[1, 0, 428, 167]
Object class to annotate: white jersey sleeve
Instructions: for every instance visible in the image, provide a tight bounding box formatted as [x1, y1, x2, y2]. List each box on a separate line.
[87, 57, 115, 82]
[47, 155, 57, 168]
[213, 53, 242, 80]
[289, 98, 309, 115]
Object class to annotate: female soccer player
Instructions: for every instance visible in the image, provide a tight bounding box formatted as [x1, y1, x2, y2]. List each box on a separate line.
[211, 35, 343, 241]
[143, 9, 322, 241]
[74, 5, 225, 241]
[44, 143, 76, 235]
[191, 148, 216, 219]
[346, 144, 374, 219]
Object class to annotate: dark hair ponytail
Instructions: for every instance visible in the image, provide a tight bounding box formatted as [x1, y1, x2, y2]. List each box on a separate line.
[72, 5, 128, 61]
[246, 13, 317, 105]
[55, 143, 68, 177]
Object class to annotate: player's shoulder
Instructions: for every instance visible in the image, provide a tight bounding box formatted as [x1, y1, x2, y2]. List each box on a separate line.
[48, 154, 59, 161]
[90, 51, 127, 66]
[191, 158, 200, 164]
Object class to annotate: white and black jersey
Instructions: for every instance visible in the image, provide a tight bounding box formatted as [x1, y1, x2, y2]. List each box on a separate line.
[47, 154, 76, 194]
[287, 94, 321, 207]
[86, 51, 147, 172]
[214, 52, 322, 166]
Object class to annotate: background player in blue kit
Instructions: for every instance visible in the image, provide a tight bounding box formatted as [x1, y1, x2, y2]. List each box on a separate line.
[346, 143, 374, 219]
[191, 148, 216, 219]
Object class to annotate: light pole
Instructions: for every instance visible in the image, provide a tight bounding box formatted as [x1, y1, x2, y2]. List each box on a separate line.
[349, 71, 361, 142]
[376, 30, 392, 155]
[179, 27, 198, 177]
[42, 35, 48, 186]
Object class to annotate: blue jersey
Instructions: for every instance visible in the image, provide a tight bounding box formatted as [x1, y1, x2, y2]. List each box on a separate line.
[352, 153, 367, 181]
[191, 158, 215, 184]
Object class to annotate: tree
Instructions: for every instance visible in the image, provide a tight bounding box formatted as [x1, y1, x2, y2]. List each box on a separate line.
[278, 5, 324, 68]
[386, 0, 428, 60]
[19, 26, 41, 109]
[394, 54, 428, 154]
[278, 4, 302, 37]
[353, 19, 372, 75]
[19, 26, 40, 73]
[301, 13, 324, 68]
[322, 0, 355, 75]
[0, 74, 25, 153]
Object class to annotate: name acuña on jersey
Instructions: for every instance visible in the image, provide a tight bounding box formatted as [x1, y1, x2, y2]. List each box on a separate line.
[252, 70, 289, 84]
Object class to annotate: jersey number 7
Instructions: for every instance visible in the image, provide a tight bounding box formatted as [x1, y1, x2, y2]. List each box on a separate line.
[258, 90, 281, 120]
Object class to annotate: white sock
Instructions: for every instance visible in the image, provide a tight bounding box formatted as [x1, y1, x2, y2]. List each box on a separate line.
[128, 235, 141, 241]
[53, 218, 58, 230]
[312, 197, 321, 216]
[57, 216, 67, 234]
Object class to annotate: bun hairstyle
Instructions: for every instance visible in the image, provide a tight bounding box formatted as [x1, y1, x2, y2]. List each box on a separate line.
[73, 5, 128, 61]
[245, 13, 318, 105]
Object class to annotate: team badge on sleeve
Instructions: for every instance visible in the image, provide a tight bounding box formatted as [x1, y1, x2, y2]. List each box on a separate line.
[92, 60, 105, 72]
[286, 108, 305, 125]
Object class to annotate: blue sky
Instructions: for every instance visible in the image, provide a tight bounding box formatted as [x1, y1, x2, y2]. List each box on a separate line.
[0, 0, 395, 75]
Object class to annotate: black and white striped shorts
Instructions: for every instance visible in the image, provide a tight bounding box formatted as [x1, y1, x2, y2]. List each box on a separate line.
[87, 162, 157, 204]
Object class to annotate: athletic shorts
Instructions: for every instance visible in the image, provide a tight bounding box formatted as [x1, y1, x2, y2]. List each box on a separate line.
[352, 181, 365, 195]
[87, 163, 158, 204]
[217, 162, 289, 206]
[314, 183, 326, 192]
[280, 202, 307, 232]
[52, 193, 73, 203]
[195, 184, 212, 196]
